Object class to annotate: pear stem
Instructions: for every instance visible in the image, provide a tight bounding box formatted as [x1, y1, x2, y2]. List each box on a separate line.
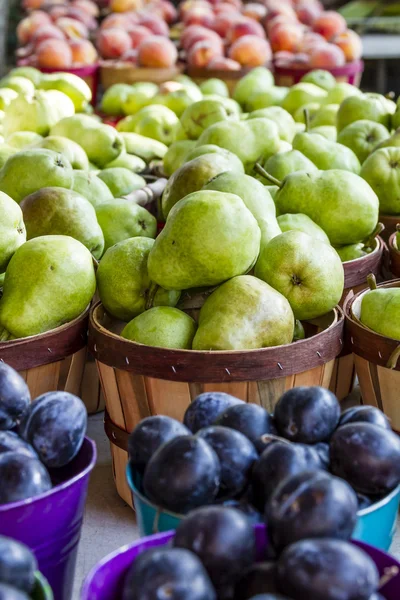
[387, 345, 400, 370]
[367, 273, 378, 290]
[145, 282, 160, 311]
[303, 108, 310, 133]
[363, 222, 385, 249]
[254, 163, 282, 188]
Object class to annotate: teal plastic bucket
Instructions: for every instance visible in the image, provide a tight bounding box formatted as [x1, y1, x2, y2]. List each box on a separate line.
[127, 466, 400, 550]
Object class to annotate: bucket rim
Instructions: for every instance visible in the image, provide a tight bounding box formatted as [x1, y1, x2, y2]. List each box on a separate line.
[0, 437, 97, 513]
[357, 483, 400, 517]
[389, 232, 399, 253]
[342, 236, 382, 267]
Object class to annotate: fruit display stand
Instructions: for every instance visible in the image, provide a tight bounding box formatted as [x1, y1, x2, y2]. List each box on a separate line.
[89, 301, 344, 506]
[389, 231, 400, 277]
[81, 526, 400, 600]
[100, 62, 184, 89]
[273, 59, 364, 87]
[330, 235, 385, 401]
[345, 279, 400, 433]
[0, 307, 90, 400]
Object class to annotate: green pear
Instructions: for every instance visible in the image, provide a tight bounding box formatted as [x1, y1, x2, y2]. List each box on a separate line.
[282, 83, 327, 115]
[180, 100, 238, 140]
[0, 235, 96, 340]
[38, 73, 92, 112]
[360, 147, 400, 214]
[0, 272, 4, 287]
[200, 78, 229, 97]
[0, 149, 73, 204]
[0, 89, 18, 110]
[323, 82, 362, 105]
[293, 319, 306, 341]
[116, 105, 179, 145]
[4, 91, 75, 137]
[247, 86, 289, 111]
[8, 66, 42, 86]
[293, 103, 320, 124]
[311, 104, 339, 127]
[97, 168, 145, 197]
[308, 126, 337, 141]
[101, 84, 135, 116]
[121, 83, 159, 115]
[97, 237, 180, 321]
[149, 190, 261, 290]
[162, 153, 244, 218]
[277, 213, 330, 244]
[275, 170, 379, 245]
[233, 67, 275, 109]
[392, 109, 400, 131]
[122, 307, 196, 349]
[266, 184, 279, 200]
[0, 145, 17, 168]
[337, 120, 389, 163]
[20, 187, 104, 259]
[6, 131, 43, 149]
[96, 199, 157, 251]
[72, 170, 113, 208]
[200, 95, 242, 118]
[152, 85, 203, 117]
[374, 126, 400, 150]
[51, 115, 124, 168]
[196, 118, 280, 172]
[192, 275, 294, 351]
[0, 76, 35, 95]
[33, 136, 89, 170]
[337, 93, 396, 132]
[183, 144, 243, 169]
[255, 231, 344, 320]
[301, 70, 336, 91]
[360, 283, 400, 341]
[335, 243, 368, 262]
[120, 132, 168, 162]
[104, 151, 146, 173]
[247, 106, 296, 142]
[0, 192, 26, 271]
[163, 140, 196, 176]
[263, 150, 318, 181]
[292, 132, 361, 173]
[203, 172, 281, 247]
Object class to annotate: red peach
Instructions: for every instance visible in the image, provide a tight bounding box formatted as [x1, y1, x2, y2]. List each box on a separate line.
[269, 23, 303, 53]
[56, 17, 89, 40]
[207, 55, 241, 70]
[296, 1, 322, 26]
[219, 0, 242, 10]
[181, 25, 223, 51]
[138, 14, 170, 36]
[313, 11, 347, 41]
[296, 31, 326, 53]
[309, 43, 346, 68]
[70, 39, 98, 65]
[187, 39, 223, 67]
[333, 29, 362, 62]
[148, 0, 178, 24]
[227, 18, 266, 44]
[213, 12, 241, 38]
[32, 25, 66, 46]
[36, 38, 73, 68]
[128, 25, 153, 48]
[138, 35, 178, 67]
[97, 28, 132, 59]
[229, 35, 272, 67]
[265, 4, 298, 24]
[17, 12, 52, 45]
[242, 3, 267, 22]
[71, 0, 100, 17]
[101, 14, 135, 30]
[179, 0, 211, 20]
[183, 6, 214, 28]
[22, 0, 46, 10]
[214, 2, 240, 15]
[266, 14, 298, 36]
[110, 0, 143, 12]
[49, 6, 98, 30]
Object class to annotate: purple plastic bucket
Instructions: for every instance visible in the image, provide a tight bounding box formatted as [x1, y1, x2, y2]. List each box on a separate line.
[81, 524, 400, 600]
[0, 437, 96, 600]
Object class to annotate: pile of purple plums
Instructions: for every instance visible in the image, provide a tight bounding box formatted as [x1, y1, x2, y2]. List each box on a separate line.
[0, 361, 87, 505]
[0, 535, 38, 600]
[122, 505, 385, 600]
[128, 387, 400, 521]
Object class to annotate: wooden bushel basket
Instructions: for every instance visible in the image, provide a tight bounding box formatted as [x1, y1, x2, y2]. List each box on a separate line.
[345, 279, 400, 433]
[330, 237, 385, 401]
[100, 62, 184, 89]
[379, 214, 399, 243]
[89, 301, 344, 506]
[389, 232, 400, 278]
[0, 308, 89, 400]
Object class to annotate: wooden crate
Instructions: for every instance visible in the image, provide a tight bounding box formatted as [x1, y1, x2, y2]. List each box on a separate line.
[346, 279, 400, 433]
[389, 232, 400, 278]
[100, 62, 184, 89]
[89, 301, 344, 506]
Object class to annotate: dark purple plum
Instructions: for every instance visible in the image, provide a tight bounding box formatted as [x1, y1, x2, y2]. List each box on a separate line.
[222, 499, 261, 525]
[0, 536, 36, 593]
[277, 538, 379, 600]
[128, 416, 190, 474]
[0, 584, 29, 600]
[330, 422, 400, 495]
[274, 386, 340, 443]
[143, 436, 220, 514]
[234, 563, 279, 600]
[20, 391, 87, 468]
[0, 431, 37, 459]
[248, 597, 291, 600]
[184, 392, 244, 433]
[266, 470, 358, 551]
[122, 547, 216, 600]
[313, 442, 330, 469]
[214, 404, 275, 447]
[0, 363, 30, 431]
[173, 506, 256, 590]
[197, 426, 258, 500]
[0, 452, 51, 504]
[338, 406, 391, 431]
[253, 434, 285, 455]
